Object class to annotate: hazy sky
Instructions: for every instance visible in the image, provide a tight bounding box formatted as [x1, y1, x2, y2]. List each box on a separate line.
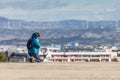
[0, 0, 119, 21]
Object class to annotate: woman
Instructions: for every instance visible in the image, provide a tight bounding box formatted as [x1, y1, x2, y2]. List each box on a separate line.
[28, 32, 41, 62]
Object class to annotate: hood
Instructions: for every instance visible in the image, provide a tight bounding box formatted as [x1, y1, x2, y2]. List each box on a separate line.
[31, 32, 38, 39]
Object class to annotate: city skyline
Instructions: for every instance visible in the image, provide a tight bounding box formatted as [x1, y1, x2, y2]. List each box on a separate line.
[0, 0, 119, 22]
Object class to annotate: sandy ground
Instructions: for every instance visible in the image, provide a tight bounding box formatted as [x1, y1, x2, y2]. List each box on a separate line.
[0, 62, 120, 80]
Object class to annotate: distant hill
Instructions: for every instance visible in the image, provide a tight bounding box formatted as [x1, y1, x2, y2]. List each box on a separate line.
[0, 16, 119, 30]
[0, 16, 120, 46]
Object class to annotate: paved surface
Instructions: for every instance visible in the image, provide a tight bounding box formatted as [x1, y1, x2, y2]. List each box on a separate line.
[0, 62, 120, 80]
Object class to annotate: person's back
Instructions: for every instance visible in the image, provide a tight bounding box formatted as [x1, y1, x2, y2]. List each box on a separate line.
[28, 32, 41, 63]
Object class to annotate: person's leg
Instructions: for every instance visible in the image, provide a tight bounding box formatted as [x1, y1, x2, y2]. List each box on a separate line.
[29, 57, 35, 63]
[28, 53, 34, 63]
[32, 53, 41, 62]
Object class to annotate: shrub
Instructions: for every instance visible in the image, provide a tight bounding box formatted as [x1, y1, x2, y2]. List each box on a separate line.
[0, 52, 8, 62]
[90, 59, 99, 62]
[112, 57, 118, 62]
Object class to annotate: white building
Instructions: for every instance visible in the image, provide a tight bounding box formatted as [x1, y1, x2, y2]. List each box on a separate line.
[40, 51, 117, 62]
[12, 46, 118, 62]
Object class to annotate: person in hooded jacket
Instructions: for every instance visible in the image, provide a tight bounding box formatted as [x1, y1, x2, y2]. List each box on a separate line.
[28, 32, 41, 62]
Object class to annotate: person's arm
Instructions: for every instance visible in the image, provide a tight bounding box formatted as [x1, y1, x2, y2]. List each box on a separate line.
[34, 39, 40, 48]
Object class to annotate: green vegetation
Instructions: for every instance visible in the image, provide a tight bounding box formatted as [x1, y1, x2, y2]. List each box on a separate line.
[10, 59, 19, 62]
[90, 59, 100, 62]
[0, 52, 8, 62]
[112, 57, 118, 62]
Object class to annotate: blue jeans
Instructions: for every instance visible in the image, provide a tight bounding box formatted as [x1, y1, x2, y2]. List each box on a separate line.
[28, 53, 41, 62]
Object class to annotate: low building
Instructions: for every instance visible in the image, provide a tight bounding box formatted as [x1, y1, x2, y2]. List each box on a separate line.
[8, 47, 28, 62]
[40, 52, 117, 62]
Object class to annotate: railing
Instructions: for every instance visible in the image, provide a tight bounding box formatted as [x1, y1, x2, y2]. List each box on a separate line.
[50, 57, 110, 59]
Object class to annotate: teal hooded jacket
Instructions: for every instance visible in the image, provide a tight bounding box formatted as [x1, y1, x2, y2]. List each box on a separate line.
[28, 32, 40, 54]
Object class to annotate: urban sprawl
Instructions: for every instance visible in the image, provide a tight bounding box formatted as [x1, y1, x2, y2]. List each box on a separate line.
[1, 42, 120, 63]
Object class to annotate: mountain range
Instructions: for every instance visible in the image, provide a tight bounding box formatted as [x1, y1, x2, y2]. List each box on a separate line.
[0, 16, 120, 47]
